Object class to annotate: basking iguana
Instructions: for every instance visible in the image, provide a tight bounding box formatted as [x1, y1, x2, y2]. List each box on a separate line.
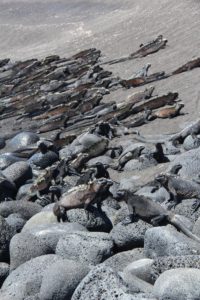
[115, 190, 200, 243]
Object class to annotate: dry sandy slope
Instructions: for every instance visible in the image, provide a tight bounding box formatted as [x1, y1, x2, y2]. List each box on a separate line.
[0, 0, 200, 135]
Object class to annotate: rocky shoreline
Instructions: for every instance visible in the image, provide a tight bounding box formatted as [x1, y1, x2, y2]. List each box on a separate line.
[0, 41, 200, 299]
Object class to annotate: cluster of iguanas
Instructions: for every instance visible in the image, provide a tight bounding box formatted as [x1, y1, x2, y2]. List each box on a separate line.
[1, 35, 200, 143]
[1, 35, 200, 246]
[28, 117, 200, 245]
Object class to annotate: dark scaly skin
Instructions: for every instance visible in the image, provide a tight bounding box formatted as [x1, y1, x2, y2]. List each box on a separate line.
[53, 178, 113, 222]
[155, 174, 200, 211]
[116, 190, 200, 243]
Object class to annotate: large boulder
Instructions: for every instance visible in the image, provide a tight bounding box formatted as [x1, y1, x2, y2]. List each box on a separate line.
[7, 132, 39, 151]
[144, 225, 200, 258]
[28, 151, 58, 169]
[120, 271, 153, 294]
[71, 265, 132, 300]
[0, 200, 42, 220]
[111, 220, 152, 251]
[174, 199, 200, 222]
[0, 254, 64, 300]
[9, 232, 53, 271]
[22, 211, 57, 231]
[0, 216, 15, 261]
[152, 255, 200, 280]
[167, 148, 200, 179]
[102, 248, 144, 272]
[5, 213, 26, 233]
[67, 207, 112, 232]
[123, 259, 155, 284]
[86, 155, 112, 166]
[153, 268, 200, 300]
[16, 183, 33, 200]
[136, 186, 170, 204]
[3, 161, 32, 187]
[56, 231, 114, 265]
[39, 259, 89, 300]
[0, 153, 24, 170]
[22, 222, 87, 251]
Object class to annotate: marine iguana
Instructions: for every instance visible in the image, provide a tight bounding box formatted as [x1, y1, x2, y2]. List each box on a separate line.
[155, 173, 200, 210]
[152, 103, 184, 119]
[93, 162, 110, 179]
[123, 109, 153, 128]
[53, 178, 113, 222]
[76, 168, 96, 185]
[134, 119, 200, 144]
[129, 63, 151, 79]
[117, 145, 145, 171]
[115, 190, 200, 243]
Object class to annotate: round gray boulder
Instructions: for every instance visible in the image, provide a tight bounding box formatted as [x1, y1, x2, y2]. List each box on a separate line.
[6, 213, 26, 233]
[167, 148, 200, 179]
[86, 155, 112, 166]
[39, 259, 89, 300]
[22, 211, 57, 231]
[0, 215, 15, 261]
[16, 183, 33, 200]
[136, 186, 170, 204]
[56, 231, 114, 265]
[10, 232, 53, 270]
[102, 248, 144, 272]
[7, 132, 39, 151]
[28, 151, 58, 169]
[144, 225, 200, 259]
[0, 153, 24, 170]
[22, 222, 87, 251]
[153, 268, 200, 300]
[120, 271, 153, 294]
[71, 265, 132, 300]
[0, 200, 42, 220]
[3, 161, 32, 187]
[152, 255, 200, 280]
[67, 207, 112, 232]
[111, 220, 152, 251]
[174, 199, 200, 222]
[123, 258, 155, 284]
[0, 254, 64, 300]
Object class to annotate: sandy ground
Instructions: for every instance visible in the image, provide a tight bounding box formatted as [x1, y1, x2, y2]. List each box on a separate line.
[0, 0, 200, 135]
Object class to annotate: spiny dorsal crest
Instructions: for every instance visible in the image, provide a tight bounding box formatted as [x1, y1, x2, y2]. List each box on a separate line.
[67, 184, 89, 194]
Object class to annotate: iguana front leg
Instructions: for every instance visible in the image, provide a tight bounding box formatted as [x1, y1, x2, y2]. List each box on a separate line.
[167, 185, 178, 208]
[192, 199, 200, 213]
[151, 214, 166, 226]
[122, 204, 136, 225]
[96, 201, 103, 212]
[84, 200, 94, 220]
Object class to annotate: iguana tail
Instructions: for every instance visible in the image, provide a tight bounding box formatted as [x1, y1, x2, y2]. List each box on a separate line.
[133, 134, 170, 144]
[169, 214, 200, 243]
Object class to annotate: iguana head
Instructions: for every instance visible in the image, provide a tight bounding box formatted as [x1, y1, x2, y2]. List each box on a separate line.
[53, 203, 66, 222]
[114, 189, 130, 202]
[90, 178, 113, 193]
[154, 173, 169, 186]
